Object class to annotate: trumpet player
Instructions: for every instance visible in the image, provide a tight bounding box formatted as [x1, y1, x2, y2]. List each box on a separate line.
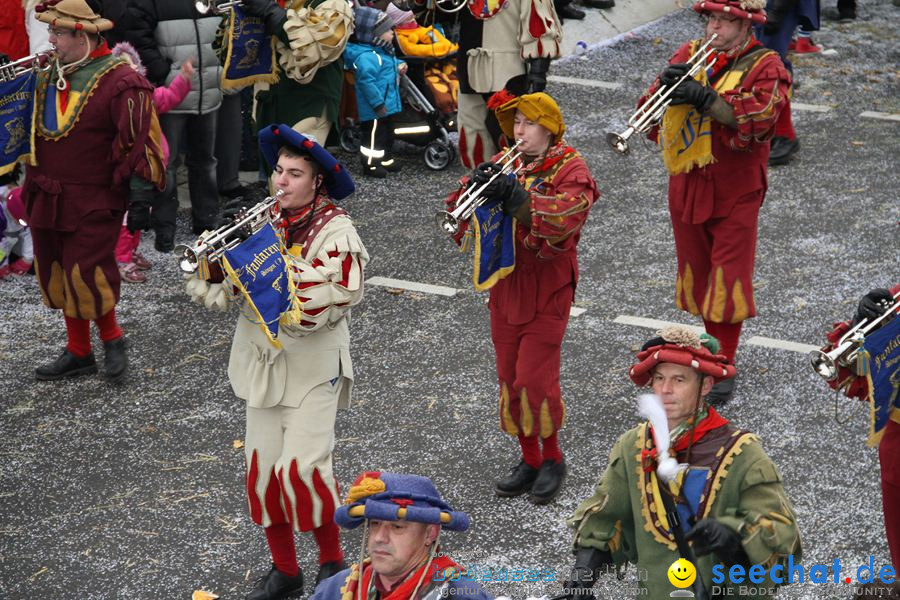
[186, 125, 368, 600]
[22, 0, 166, 382]
[638, 0, 791, 404]
[444, 91, 598, 504]
[815, 285, 900, 594]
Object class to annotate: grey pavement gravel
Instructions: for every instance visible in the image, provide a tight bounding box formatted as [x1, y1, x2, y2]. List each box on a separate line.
[1, 2, 897, 598]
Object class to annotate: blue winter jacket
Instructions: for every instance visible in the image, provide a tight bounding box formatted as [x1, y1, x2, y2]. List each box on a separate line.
[344, 42, 404, 122]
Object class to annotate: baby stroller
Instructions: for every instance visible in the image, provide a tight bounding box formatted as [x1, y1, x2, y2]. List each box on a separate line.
[339, 53, 458, 170]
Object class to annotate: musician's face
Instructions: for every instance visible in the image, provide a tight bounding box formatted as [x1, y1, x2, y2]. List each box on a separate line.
[704, 12, 751, 51]
[651, 363, 714, 430]
[48, 28, 86, 64]
[513, 110, 554, 157]
[367, 520, 438, 586]
[273, 153, 322, 210]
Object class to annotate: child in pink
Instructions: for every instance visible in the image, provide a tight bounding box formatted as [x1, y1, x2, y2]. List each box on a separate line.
[112, 42, 193, 283]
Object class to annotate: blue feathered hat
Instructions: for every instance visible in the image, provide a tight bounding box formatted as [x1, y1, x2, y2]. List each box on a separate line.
[258, 124, 355, 201]
[335, 471, 470, 532]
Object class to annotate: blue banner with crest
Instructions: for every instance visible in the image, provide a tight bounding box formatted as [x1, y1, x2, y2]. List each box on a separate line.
[0, 71, 37, 176]
[862, 315, 900, 446]
[471, 193, 515, 292]
[221, 223, 292, 347]
[221, 4, 279, 89]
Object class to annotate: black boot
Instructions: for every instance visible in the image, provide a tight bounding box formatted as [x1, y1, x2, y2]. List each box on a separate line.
[558, 4, 586, 19]
[380, 157, 402, 173]
[315, 560, 346, 586]
[246, 564, 304, 600]
[583, 0, 614, 8]
[706, 376, 737, 407]
[495, 460, 539, 498]
[530, 459, 566, 505]
[103, 337, 128, 382]
[768, 136, 799, 166]
[35, 350, 98, 381]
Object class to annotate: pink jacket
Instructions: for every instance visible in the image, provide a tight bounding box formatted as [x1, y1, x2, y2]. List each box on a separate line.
[153, 75, 191, 162]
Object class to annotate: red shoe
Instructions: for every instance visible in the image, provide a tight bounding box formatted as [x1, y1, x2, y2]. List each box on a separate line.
[9, 259, 32, 274]
[788, 39, 796, 51]
[0, 265, 11, 279]
[793, 37, 822, 54]
[131, 250, 152, 271]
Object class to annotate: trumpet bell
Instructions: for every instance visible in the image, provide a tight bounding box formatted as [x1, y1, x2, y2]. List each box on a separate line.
[175, 244, 201, 274]
[808, 350, 838, 381]
[606, 131, 631, 155]
[435, 211, 461, 235]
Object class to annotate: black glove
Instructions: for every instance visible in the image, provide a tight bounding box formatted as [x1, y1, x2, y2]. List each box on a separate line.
[660, 63, 691, 87]
[482, 173, 529, 216]
[223, 196, 255, 221]
[471, 161, 503, 187]
[855, 288, 895, 323]
[686, 519, 750, 568]
[240, 0, 287, 36]
[560, 548, 613, 600]
[526, 57, 551, 93]
[669, 77, 718, 112]
[126, 187, 153, 233]
[0, 53, 9, 66]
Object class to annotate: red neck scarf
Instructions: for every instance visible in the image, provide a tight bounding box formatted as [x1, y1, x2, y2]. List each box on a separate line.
[705, 37, 761, 82]
[642, 406, 729, 472]
[278, 196, 334, 245]
[350, 555, 462, 600]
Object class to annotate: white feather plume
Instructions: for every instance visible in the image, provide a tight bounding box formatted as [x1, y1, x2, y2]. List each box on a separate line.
[637, 394, 684, 483]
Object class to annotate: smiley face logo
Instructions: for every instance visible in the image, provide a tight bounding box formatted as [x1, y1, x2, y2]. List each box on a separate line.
[667, 558, 696, 588]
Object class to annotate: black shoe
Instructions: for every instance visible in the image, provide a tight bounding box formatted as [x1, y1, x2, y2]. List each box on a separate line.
[362, 164, 387, 179]
[246, 564, 304, 600]
[495, 459, 540, 498]
[315, 561, 346, 586]
[706, 376, 737, 407]
[823, 7, 855, 20]
[380, 158, 402, 173]
[768, 136, 799, 166]
[35, 350, 98, 381]
[154, 234, 174, 253]
[582, 0, 614, 8]
[530, 459, 566, 505]
[220, 184, 250, 200]
[558, 4, 586, 19]
[103, 337, 128, 382]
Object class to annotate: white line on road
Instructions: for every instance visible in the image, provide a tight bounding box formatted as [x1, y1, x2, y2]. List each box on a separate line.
[860, 111, 900, 122]
[547, 75, 623, 90]
[612, 315, 818, 354]
[570, 306, 587, 317]
[366, 277, 458, 297]
[792, 102, 832, 112]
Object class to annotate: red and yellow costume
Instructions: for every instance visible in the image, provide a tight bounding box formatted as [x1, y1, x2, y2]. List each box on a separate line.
[644, 1, 791, 362]
[447, 94, 598, 466]
[820, 283, 900, 570]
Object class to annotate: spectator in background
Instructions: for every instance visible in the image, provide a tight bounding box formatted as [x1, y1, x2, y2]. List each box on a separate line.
[824, 0, 855, 20]
[128, 0, 223, 252]
[757, 0, 819, 166]
[344, 6, 407, 178]
[0, 178, 33, 280]
[1, 1, 30, 60]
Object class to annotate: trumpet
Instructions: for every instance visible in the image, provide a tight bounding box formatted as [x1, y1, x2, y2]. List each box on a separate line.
[175, 189, 285, 274]
[0, 50, 55, 83]
[606, 33, 718, 155]
[195, 0, 242, 14]
[809, 291, 900, 381]
[435, 141, 524, 236]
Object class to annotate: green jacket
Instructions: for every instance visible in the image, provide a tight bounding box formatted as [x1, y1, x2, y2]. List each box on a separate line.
[568, 421, 802, 599]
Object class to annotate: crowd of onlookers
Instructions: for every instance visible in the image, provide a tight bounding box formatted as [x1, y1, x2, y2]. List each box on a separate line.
[0, 0, 888, 285]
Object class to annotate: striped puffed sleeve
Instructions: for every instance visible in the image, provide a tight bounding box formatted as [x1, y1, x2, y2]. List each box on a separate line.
[717, 52, 791, 151]
[277, 0, 354, 84]
[518, 0, 562, 60]
[284, 215, 369, 334]
[524, 156, 598, 259]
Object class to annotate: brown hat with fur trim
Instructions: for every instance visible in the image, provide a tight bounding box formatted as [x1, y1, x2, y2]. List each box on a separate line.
[35, 0, 113, 33]
[692, 0, 767, 24]
[629, 325, 736, 386]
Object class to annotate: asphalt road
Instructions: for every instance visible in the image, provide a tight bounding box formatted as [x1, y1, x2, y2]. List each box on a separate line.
[1, 2, 897, 599]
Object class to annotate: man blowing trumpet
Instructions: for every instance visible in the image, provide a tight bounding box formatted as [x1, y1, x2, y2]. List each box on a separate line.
[636, 0, 792, 405]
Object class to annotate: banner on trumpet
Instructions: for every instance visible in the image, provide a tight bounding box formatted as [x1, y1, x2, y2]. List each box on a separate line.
[861, 316, 900, 447]
[0, 71, 37, 176]
[221, 5, 278, 89]
[220, 222, 294, 347]
[471, 200, 515, 291]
